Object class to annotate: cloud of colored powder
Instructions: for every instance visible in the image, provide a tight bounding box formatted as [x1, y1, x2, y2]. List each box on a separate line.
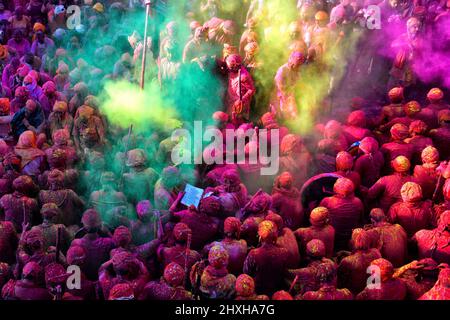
[99, 80, 182, 133]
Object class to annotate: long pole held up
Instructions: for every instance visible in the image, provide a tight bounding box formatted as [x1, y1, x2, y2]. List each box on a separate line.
[140, 1, 152, 90]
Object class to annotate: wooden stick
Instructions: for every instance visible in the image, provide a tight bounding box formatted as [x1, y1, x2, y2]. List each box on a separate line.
[118, 124, 133, 190]
[184, 232, 192, 288]
[242, 188, 263, 212]
[432, 173, 443, 202]
[139, 2, 151, 90]
[55, 226, 62, 264]
[289, 275, 299, 294]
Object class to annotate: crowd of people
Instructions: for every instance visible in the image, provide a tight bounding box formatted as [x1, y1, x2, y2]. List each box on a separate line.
[0, 0, 449, 300]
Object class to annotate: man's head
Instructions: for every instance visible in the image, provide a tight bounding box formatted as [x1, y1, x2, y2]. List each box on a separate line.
[163, 262, 184, 287]
[194, 26, 208, 41]
[22, 262, 42, 283]
[310, 207, 329, 227]
[69, 36, 81, 50]
[112, 251, 138, 278]
[0, 262, 10, 286]
[41, 203, 61, 222]
[276, 171, 293, 189]
[316, 261, 338, 286]
[315, 11, 329, 27]
[272, 290, 293, 300]
[13, 29, 23, 42]
[36, 30, 45, 42]
[244, 41, 259, 60]
[48, 169, 65, 190]
[371, 258, 394, 282]
[81, 209, 102, 233]
[23, 229, 44, 253]
[0, 98, 10, 116]
[208, 245, 229, 269]
[333, 177, 355, 198]
[427, 88, 444, 103]
[300, 3, 314, 21]
[388, 87, 404, 103]
[351, 229, 371, 251]
[389, 0, 399, 8]
[336, 151, 353, 172]
[52, 129, 70, 147]
[347, 110, 366, 128]
[67, 246, 86, 267]
[224, 217, 241, 238]
[173, 222, 191, 245]
[100, 172, 117, 190]
[437, 268, 450, 288]
[113, 226, 132, 248]
[289, 21, 301, 39]
[199, 196, 222, 217]
[25, 100, 37, 117]
[258, 220, 278, 244]
[287, 51, 306, 70]
[10, 57, 20, 70]
[391, 156, 411, 174]
[438, 211, 450, 233]
[126, 149, 147, 168]
[306, 239, 326, 259]
[401, 182, 423, 203]
[222, 169, 240, 188]
[17, 130, 37, 149]
[225, 54, 242, 73]
[407, 17, 422, 39]
[53, 101, 68, 116]
[190, 21, 201, 34]
[404, 100, 421, 117]
[280, 134, 302, 155]
[136, 200, 152, 221]
[235, 274, 255, 297]
[248, 192, 272, 214]
[443, 180, 450, 202]
[265, 212, 284, 232]
[73, 82, 88, 97]
[23, 75, 35, 90]
[166, 21, 178, 37]
[161, 166, 181, 190]
[421, 146, 439, 165]
[108, 283, 134, 300]
[13, 175, 37, 196]
[324, 120, 342, 139]
[438, 110, 450, 127]
[390, 123, 409, 141]
[14, 7, 23, 19]
[45, 263, 69, 288]
[409, 120, 427, 136]
[43, 81, 57, 95]
[221, 20, 236, 36]
[15, 86, 29, 101]
[370, 208, 386, 224]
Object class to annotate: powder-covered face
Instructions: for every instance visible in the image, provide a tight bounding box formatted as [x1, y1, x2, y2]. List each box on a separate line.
[389, 0, 399, 8]
[25, 102, 37, 116]
[36, 31, 45, 42]
[13, 32, 23, 42]
[194, 27, 207, 41]
[226, 59, 241, 72]
[288, 53, 305, 69]
[407, 19, 421, 39]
